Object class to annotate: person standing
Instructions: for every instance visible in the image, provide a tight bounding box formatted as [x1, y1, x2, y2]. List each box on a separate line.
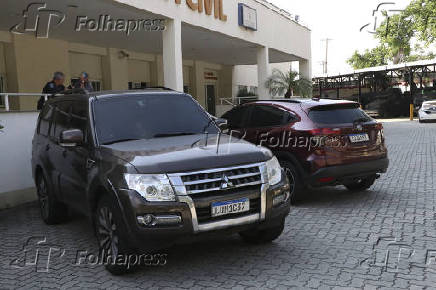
[71, 72, 94, 92]
[37, 72, 65, 110]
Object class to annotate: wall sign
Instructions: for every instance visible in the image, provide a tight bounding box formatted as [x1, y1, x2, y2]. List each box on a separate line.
[238, 3, 257, 31]
[204, 71, 218, 81]
[174, 0, 227, 22]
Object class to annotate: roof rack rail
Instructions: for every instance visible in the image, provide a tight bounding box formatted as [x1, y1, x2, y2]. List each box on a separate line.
[145, 86, 174, 91]
[62, 88, 90, 95]
[262, 99, 302, 104]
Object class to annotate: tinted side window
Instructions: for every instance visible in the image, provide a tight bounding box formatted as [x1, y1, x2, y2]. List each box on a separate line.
[248, 106, 289, 128]
[50, 102, 72, 141]
[222, 107, 250, 128]
[38, 104, 54, 136]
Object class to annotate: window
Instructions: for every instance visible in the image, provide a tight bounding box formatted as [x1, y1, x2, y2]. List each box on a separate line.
[38, 104, 54, 136]
[50, 102, 72, 141]
[128, 82, 147, 90]
[247, 105, 291, 128]
[93, 94, 219, 145]
[222, 106, 250, 129]
[308, 104, 372, 124]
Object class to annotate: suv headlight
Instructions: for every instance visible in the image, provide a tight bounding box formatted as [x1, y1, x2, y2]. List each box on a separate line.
[124, 174, 176, 202]
[265, 157, 282, 186]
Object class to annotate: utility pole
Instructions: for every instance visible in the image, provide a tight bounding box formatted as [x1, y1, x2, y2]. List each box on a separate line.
[321, 38, 333, 75]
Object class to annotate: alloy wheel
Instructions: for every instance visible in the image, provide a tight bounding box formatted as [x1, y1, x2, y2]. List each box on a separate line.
[97, 207, 119, 258]
[284, 167, 296, 196]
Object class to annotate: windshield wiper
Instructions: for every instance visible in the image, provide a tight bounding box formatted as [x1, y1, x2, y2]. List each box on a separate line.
[153, 133, 197, 138]
[102, 138, 142, 145]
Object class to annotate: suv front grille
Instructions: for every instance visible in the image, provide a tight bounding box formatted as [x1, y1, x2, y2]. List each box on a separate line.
[180, 164, 262, 194]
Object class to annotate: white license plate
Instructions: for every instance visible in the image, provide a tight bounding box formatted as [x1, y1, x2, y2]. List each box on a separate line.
[349, 133, 370, 143]
[211, 198, 250, 218]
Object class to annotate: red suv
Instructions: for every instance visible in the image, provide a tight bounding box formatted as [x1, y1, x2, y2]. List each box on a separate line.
[222, 99, 389, 203]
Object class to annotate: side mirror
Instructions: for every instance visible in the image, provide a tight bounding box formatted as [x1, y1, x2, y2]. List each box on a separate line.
[60, 129, 83, 147]
[215, 118, 229, 131]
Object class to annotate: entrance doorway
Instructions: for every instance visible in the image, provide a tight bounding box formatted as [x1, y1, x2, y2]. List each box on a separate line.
[205, 84, 216, 116]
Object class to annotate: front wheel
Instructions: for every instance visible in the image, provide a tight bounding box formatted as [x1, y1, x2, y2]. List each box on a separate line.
[239, 220, 285, 244]
[280, 161, 304, 205]
[344, 175, 377, 192]
[95, 195, 134, 275]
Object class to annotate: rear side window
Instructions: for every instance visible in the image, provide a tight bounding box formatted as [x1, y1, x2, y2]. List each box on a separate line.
[247, 105, 292, 128]
[222, 106, 250, 128]
[308, 104, 372, 124]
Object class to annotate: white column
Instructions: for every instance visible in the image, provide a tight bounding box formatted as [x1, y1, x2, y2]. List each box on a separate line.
[162, 18, 183, 91]
[257, 46, 270, 100]
[299, 59, 312, 81]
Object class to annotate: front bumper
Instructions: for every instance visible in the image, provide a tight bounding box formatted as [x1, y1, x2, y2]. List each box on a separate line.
[115, 171, 290, 251]
[308, 157, 389, 187]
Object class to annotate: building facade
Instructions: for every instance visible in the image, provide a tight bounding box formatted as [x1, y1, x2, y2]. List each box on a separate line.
[0, 0, 311, 113]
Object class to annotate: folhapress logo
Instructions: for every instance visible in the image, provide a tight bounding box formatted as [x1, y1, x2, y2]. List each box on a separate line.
[10, 3, 66, 38]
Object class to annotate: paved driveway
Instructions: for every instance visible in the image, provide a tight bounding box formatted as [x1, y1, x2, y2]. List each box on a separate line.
[1, 121, 435, 289]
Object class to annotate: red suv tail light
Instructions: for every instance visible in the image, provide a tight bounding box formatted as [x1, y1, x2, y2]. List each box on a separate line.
[309, 128, 342, 135]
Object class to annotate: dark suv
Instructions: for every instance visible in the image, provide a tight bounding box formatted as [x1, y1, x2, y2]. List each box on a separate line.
[31, 89, 290, 274]
[222, 99, 389, 203]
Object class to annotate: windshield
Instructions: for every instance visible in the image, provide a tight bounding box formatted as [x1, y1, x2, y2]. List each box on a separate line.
[308, 104, 373, 125]
[93, 94, 219, 145]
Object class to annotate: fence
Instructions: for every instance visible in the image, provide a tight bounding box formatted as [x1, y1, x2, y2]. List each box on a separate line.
[0, 93, 49, 112]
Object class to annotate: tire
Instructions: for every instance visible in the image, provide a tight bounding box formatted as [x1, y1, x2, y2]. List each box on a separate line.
[280, 161, 304, 205]
[36, 172, 68, 225]
[239, 220, 285, 244]
[344, 175, 377, 192]
[95, 195, 134, 275]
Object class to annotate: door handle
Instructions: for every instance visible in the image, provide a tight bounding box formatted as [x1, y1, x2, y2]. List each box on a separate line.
[62, 150, 67, 158]
[45, 144, 50, 151]
[86, 159, 96, 169]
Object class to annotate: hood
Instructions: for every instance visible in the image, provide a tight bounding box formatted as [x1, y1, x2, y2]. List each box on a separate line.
[100, 134, 272, 174]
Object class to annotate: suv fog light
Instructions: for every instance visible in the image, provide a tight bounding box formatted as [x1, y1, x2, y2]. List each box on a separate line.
[273, 192, 290, 207]
[137, 214, 182, 227]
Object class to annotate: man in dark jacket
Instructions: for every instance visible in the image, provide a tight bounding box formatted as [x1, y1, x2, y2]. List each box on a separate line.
[37, 72, 65, 110]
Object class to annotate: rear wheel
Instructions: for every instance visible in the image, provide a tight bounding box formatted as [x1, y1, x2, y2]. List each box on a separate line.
[95, 195, 134, 275]
[344, 175, 377, 191]
[240, 220, 285, 244]
[280, 161, 304, 204]
[36, 173, 68, 225]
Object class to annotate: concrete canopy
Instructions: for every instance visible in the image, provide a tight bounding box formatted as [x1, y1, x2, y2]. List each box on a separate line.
[0, 0, 302, 66]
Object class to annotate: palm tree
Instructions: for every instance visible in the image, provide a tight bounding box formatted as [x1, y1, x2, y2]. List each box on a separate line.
[265, 69, 313, 98]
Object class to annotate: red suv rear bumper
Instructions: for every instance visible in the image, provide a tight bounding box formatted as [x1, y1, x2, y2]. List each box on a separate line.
[308, 157, 389, 187]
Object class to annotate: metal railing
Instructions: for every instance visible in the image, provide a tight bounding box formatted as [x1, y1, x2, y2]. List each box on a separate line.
[219, 96, 259, 106]
[0, 93, 49, 112]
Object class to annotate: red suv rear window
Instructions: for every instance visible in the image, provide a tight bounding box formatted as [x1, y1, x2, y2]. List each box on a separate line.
[308, 103, 372, 124]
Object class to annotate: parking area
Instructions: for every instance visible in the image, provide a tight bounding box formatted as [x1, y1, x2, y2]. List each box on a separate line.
[0, 120, 435, 289]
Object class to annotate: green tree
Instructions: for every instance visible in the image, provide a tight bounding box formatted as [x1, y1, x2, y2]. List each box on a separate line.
[406, 0, 436, 44]
[347, 0, 436, 69]
[347, 46, 389, 69]
[265, 69, 312, 98]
